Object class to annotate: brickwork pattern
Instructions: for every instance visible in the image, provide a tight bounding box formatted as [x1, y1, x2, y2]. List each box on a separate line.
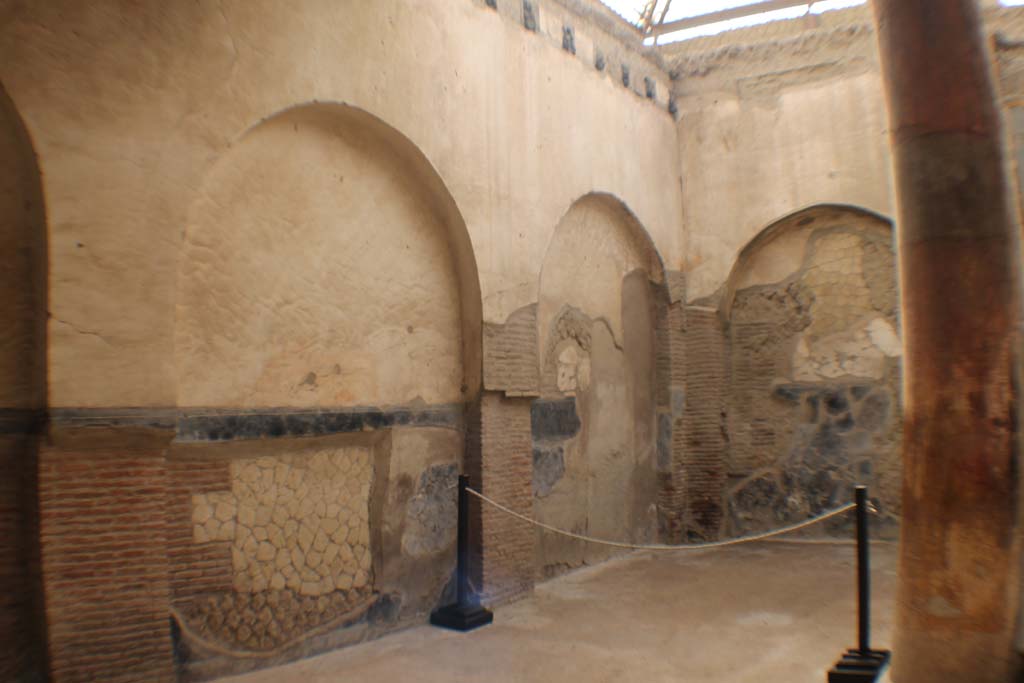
[724, 221, 901, 538]
[729, 321, 781, 475]
[39, 429, 175, 683]
[466, 392, 534, 604]
[680, 307, 727, 541]
[657, 300, 688, 543]
[482, 304, 540, 396]
[168, 457, 233, 603]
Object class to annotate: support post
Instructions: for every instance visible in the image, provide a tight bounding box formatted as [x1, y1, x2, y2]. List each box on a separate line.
[855, 486, 870, 654]
[430, 475, 494, 631]
[870, 1, 1022, 680]
[828, 486, 890, 682]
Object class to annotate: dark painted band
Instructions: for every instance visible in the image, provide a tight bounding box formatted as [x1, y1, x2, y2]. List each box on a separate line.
[34, 405, 464, 441]
[0, 409, 45, 435]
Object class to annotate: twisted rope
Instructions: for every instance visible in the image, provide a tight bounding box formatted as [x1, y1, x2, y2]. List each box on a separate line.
[466, 487, 856, 551]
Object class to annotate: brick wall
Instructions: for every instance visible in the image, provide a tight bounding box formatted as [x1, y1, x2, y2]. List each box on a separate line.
[465, 392, 534, 604]
[482, 304, 540, 396]
[680, 307, 727, 540]
[658, 299, 688, 543]
[39, 427, 175, 683]
[167, 457, 233, 606]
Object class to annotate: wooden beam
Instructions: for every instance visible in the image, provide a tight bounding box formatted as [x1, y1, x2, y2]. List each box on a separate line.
[649, 0, 810, 37]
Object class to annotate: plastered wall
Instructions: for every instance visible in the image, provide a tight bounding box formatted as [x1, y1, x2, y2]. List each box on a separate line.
[664, 2, 1024, 541]
[8, 0, 1024, 680]
[532, 195, 661, 575]
[0, 1, 681, 680]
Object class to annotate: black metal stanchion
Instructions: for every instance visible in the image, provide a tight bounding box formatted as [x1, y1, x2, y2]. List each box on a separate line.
[827, 485, 891, 682]
[430, 475, 494, 631]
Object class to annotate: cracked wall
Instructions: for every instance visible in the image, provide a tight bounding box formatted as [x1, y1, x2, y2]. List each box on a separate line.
[723, 207, 901, 539]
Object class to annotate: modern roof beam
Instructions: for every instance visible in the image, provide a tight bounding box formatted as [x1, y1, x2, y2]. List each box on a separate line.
[648, 0, 814, 37]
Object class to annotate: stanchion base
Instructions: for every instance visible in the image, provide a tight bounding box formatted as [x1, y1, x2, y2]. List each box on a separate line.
[827, 649, 891, 682]
[429, 602, 494, 632]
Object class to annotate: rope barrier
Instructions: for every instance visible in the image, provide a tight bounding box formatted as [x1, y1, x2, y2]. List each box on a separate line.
[466, 486, 856, 551]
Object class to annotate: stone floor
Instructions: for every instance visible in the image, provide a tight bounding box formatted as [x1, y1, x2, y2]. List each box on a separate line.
[220, 541, 897, 683]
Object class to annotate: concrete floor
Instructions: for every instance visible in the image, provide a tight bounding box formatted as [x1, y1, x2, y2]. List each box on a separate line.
[221, 541, 897, 683]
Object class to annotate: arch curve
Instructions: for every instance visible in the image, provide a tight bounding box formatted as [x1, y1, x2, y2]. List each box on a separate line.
[175, 102, 483, 407]
[721, 203, 894, 320]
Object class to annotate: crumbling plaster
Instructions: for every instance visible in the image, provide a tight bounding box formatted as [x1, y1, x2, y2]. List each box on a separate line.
[0, 0, 682, 408]
[668, 1, 1024, 306]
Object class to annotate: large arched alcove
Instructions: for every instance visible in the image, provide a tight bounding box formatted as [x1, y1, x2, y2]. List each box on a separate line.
[170, 103, 482, 671]
[533, 193, 666, 576]
[721, 204, 901, 538]
[0, 82, 48, 682]
[176, 103, 481, 408]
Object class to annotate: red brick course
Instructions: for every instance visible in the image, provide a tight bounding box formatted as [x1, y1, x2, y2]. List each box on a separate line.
[39, 427, 176, 683]
[465, 392, 534, 605]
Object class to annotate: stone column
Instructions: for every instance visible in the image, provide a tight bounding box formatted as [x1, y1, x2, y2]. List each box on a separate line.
[870, 1, 1022, 680]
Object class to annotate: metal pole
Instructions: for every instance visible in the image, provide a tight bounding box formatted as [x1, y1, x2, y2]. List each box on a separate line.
[429, 475, 493, 631]
[856, 485, 869, 653]
[456, 474, 469, 607]
[827, 485, 889, 681]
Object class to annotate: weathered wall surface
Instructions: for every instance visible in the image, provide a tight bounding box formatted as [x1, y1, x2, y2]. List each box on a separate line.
[167, 428, 460, 681]
[176, 104, 464, 409]
[0, 0, 681, 409]
[532, 195, 660, 575]
[663, 3, 1024, 541]
[0, 1, 680, 680]
[667, 10, 892, 306]
[169, 101, 472, 679]
[723, 206, 901, 538]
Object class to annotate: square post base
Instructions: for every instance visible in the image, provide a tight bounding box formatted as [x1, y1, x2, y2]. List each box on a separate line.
[827, 649, 891, 682]
[429, 603, 494, 632]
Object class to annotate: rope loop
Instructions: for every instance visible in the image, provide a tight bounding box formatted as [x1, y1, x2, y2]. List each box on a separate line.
[466, 486, 855, 551]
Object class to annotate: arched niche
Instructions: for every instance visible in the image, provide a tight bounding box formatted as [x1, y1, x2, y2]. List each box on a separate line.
[170, 103, 482, 667]
[175, 103, 482, 408]
[0, 81, 48, 682]
[533, 192, 666, 575]
[720, 204, 902, 539]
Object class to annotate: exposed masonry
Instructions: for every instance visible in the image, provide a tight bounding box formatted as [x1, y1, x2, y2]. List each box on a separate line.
[723, 219, 902, 540]
[656, 271, 687, 542]
[663, 3, 1024, 102]
[39, 432, 177, 683]
[475, 0, 675, 115]
[679, 307, 728, 541]
[184, 450, 376, 652]
[482, 304, 540, 396]
[465, 392, 535, 605]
